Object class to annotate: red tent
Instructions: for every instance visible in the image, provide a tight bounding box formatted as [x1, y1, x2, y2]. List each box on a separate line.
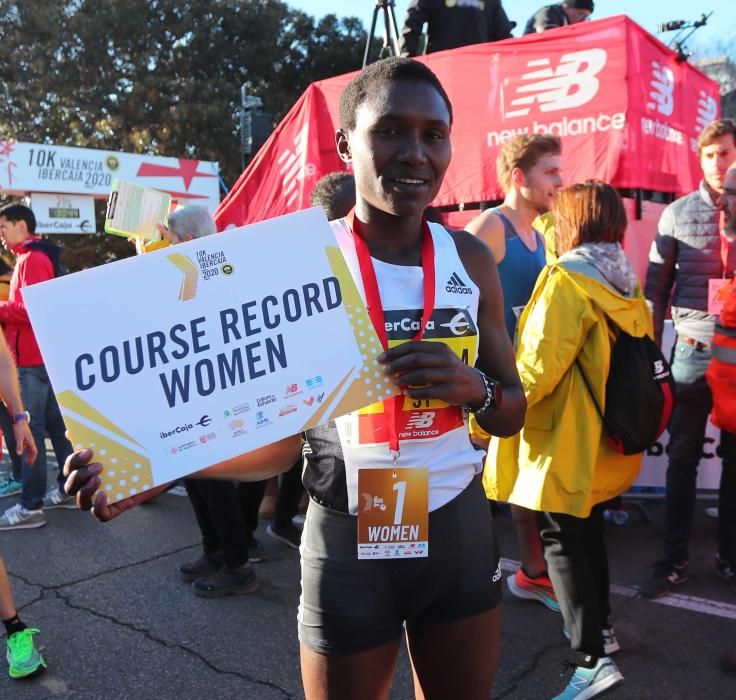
[215, 15, 720, 230]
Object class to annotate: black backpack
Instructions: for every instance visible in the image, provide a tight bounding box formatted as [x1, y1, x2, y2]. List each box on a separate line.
[577, 330, 676, 455]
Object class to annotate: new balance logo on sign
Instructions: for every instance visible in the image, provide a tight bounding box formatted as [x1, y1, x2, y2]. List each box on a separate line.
[695, 91, 718, 133]
[277, 124, 315, 207]
[406, 412, 435, 429]
[504, 49, 608, 119]
[647, 61, 675, 117]
[446, 272, 472, 295]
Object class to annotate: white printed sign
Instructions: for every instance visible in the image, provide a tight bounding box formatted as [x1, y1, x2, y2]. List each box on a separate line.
[30, 193, 96, 234]
[0, 140, 219, 213]
[22, 208, 396, 503]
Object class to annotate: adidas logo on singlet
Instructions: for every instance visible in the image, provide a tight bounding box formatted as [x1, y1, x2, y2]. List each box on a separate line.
[446, 272, 472, 295]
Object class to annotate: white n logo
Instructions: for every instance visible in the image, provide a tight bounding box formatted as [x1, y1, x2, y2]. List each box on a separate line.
[504, 49, 608, 119]
[277, 124, 314, 207]
[695, 91, 718, 133]
[647, 61, 675, 117]
[407, 412, 435, 429]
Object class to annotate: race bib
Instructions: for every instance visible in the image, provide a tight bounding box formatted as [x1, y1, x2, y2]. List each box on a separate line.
[709, 278, 730, 316]
[357, 467, 428, 560]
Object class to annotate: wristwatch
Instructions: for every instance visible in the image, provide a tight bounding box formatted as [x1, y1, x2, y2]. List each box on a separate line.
[11, 410, 30, 424]
[469, 371, 502, 416]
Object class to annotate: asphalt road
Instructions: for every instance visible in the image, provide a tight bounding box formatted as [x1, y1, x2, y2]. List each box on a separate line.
[1, 457, 734, 699]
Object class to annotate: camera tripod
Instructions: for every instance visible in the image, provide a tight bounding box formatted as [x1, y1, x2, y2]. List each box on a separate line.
[363, 0, 402, 67]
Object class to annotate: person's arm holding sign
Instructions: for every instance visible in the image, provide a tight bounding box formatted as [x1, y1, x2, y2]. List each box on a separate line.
[65, 436, 302, 522]
[0, 333, 37, 465]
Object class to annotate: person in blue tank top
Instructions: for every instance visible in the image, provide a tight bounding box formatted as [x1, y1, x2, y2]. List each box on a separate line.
[467, 133, 563, 615]
[468, 134, 562, 343]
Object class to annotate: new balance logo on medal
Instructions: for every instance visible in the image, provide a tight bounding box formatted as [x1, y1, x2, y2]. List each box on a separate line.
[446, 272, 472, 294]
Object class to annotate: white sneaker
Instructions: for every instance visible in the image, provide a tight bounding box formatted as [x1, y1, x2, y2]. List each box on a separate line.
[562, 626, 620, 655]
[42, 487, 77, 509]
[0, 503, 46, 530]
[602, 627, 620, 655]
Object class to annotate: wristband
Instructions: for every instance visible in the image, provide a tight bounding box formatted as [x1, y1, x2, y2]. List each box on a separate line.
[11, 411, 30, 424]
[468, 371, 502, 416]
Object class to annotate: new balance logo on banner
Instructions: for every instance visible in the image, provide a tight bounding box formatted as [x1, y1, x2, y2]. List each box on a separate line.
[647, 61, 675, 117]
[277, 124, 313, 208]
[695, 91, 718, 133]
[446, 272, 472, 294]
[504, 49, 608, 119]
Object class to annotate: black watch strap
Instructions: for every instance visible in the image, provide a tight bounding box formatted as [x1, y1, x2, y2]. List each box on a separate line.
[469, 371, 501, 416]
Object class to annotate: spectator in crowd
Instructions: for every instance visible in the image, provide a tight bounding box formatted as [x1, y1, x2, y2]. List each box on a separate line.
[467, 134, 562, 614]
[705, 163, 736, 677]
[0, 204, 74, 530]
[0, 254, 23, 496]
[151, 205, 269, 595]
[489, 181, 651, 699]
[524, 1, 594, 34]
[707, 162, 736, 572]
[0, 310, 41, 676]
[642, 119, 736, 599]
[65, 56, 527, 700]
[400, 0, 513, 57]
[309, 172, 356, 221]
[2, 555, 45, 678]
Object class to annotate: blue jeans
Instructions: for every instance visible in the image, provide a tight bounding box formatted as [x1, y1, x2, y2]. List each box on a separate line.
[665, 341, 736, 564]
[0, 401, 23, 480]
[18, 365, 73, 511]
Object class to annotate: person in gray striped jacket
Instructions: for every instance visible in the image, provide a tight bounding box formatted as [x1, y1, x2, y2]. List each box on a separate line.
[642, 119, 736, 599]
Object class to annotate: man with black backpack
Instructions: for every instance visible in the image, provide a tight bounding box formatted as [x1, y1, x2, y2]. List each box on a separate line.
[0, 203, 74, 530]
[643, 119, 736, 598]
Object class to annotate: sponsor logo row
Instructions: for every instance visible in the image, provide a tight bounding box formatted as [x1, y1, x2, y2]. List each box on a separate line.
[161, 377, 326, 453]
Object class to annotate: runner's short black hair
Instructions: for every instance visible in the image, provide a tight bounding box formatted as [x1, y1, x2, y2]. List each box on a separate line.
[0, 203, 36, 234]
[339, 57, 453, 132]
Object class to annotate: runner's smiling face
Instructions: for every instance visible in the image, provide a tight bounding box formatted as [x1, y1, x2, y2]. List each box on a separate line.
[340, 79, 452, 218]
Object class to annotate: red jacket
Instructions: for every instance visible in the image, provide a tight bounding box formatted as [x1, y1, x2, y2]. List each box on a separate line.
[707, 277, 736, 433]
[0, 237, 55, 367]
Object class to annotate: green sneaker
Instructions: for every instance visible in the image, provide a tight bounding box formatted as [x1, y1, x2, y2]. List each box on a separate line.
[6, 628, 47, 679]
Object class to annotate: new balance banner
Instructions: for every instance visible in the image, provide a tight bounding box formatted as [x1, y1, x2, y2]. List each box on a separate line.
[216, 16, 720, 229]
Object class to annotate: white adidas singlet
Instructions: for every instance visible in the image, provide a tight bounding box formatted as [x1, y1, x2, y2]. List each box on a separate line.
[303, 218, 483, 515]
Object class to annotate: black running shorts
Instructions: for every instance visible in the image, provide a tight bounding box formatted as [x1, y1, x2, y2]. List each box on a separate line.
[298, 475, 502, 655]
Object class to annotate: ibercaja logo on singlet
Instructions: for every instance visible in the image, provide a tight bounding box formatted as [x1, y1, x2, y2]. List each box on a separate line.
[356, 307, 478, 444]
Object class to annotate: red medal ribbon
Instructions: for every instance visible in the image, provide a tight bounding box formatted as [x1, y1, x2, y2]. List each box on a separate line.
[347, 210, 436, 456]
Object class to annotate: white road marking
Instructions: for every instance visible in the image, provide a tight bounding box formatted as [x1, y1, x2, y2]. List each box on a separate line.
[500, 558, 736, 621]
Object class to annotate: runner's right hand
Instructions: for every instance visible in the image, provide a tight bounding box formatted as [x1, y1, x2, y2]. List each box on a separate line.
[63, 448, 168, 522]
